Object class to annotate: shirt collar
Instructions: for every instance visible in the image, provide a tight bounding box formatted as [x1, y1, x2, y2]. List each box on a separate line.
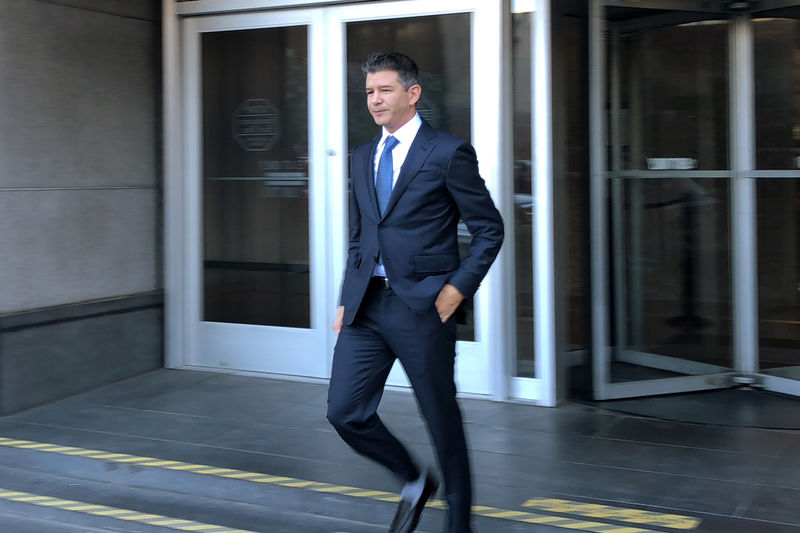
[379, 113, 422, 148]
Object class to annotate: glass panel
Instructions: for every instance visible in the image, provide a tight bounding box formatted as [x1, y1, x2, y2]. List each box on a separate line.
[606, 9, 734, 386]
[754, 11, 800, 170]
[611, 178, 732, 383]
[512, 11, 534, 377]
[346, 15, 471, 147]
[616, 19, 729, 170]
[758, 179, 800, 379]
[559, 12, 589, 354]
[346, 14, 474, 340]
[202, 27, 310, 327]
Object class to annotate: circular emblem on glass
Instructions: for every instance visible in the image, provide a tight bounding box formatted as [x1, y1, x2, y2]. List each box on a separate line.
[232, 98, 280, 152]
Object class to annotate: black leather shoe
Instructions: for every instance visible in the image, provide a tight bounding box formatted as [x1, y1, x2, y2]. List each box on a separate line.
[388, 473, 439, 533]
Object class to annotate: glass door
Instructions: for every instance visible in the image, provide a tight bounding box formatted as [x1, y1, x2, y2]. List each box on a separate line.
[753, 5, 800, 396]
[327, 0, 508, 395]
[592, 2, 739, 398]
[182, 10, 331, 377]
[591, 0, 800, 399]
[177, 1, 509, 395]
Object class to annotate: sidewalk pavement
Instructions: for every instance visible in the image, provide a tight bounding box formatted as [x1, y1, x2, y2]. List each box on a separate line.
[0, 369, 797, 532]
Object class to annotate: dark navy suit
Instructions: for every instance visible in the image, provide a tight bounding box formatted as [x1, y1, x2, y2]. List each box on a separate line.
[327, 119, 503, 533]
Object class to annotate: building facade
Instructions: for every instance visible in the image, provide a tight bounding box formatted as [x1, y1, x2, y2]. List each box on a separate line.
[164, 0, 800, 405]
[1, 0, 797, 415]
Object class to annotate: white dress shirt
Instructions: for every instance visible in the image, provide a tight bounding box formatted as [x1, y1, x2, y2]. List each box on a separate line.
[372, 113, 423, 277]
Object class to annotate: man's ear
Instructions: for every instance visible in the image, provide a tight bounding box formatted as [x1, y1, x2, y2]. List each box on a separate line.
[408, 84, 422, 106]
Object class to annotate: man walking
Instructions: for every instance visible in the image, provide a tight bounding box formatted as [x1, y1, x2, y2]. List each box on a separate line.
[327, 52, 504, 533]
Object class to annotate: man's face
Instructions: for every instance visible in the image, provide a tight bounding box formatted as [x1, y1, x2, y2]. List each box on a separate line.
[365, 70, 420, 133]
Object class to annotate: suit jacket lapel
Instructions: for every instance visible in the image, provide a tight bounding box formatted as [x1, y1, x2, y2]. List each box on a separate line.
[360, 136, 381, 220]
[381, 121, 437, 219]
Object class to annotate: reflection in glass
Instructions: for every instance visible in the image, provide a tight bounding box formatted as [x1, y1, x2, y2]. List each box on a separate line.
[617, 20, 729, 170]
[754, 15, 800, 170]
[758, 179, 800, 379]
[611, 178, 732, 383]
[202, 27, 310, 327]
[347, 15, 474, 340]
[512, 12, 534, 377]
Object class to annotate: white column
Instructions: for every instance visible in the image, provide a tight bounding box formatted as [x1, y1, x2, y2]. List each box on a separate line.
[163, 0, 185, 368]
[730, 15, 759, 374]
[589, 0, 610, 399]
[532, 0, 557, 406]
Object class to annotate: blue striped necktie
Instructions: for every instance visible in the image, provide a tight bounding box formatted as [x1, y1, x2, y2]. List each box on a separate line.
[376, 135, 399, 215]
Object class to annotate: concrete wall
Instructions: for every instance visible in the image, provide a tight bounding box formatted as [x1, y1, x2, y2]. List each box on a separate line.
[0, 294, 163, 414]
[0, 0, 162, 414]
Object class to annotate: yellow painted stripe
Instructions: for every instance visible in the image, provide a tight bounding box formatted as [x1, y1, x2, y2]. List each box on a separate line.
[565, 521, 613, 530]
[91, 453, 131, 460]
[117, 456, 156, 463]
[37, 499, 79, 507]
[92, 509, 135, 516]
[63, 449, 99, 456]
[150, 519, 193, 526]
[14, 496, 51, 502]
[523, 515, 573, 524]
[62, 504, 105, 511]
[346, 490, 392, 497]
[669, 521, 703, 529]
[281, 480, 323, 488]
[119, 513, 163, 520]
[0, 435, 691, 533]
[168, 464, 210, 471]
[252, 475, 292, 483]
[223, 472, 264, 479]
[0, 491, 27, 498]
[195, 468, 236, 475]
[523, 516, 650, 532]
[314, 484, 360, 493]
[524, 498, 702, 530]
[0, 487, 256, 533]
[483, 510, 530, 518]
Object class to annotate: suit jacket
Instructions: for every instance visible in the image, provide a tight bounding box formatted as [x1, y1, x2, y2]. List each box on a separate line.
[339, 119, 504, 326]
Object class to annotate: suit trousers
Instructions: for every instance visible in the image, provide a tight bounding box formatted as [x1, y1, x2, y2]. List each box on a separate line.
[327, 280, 472, 533]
